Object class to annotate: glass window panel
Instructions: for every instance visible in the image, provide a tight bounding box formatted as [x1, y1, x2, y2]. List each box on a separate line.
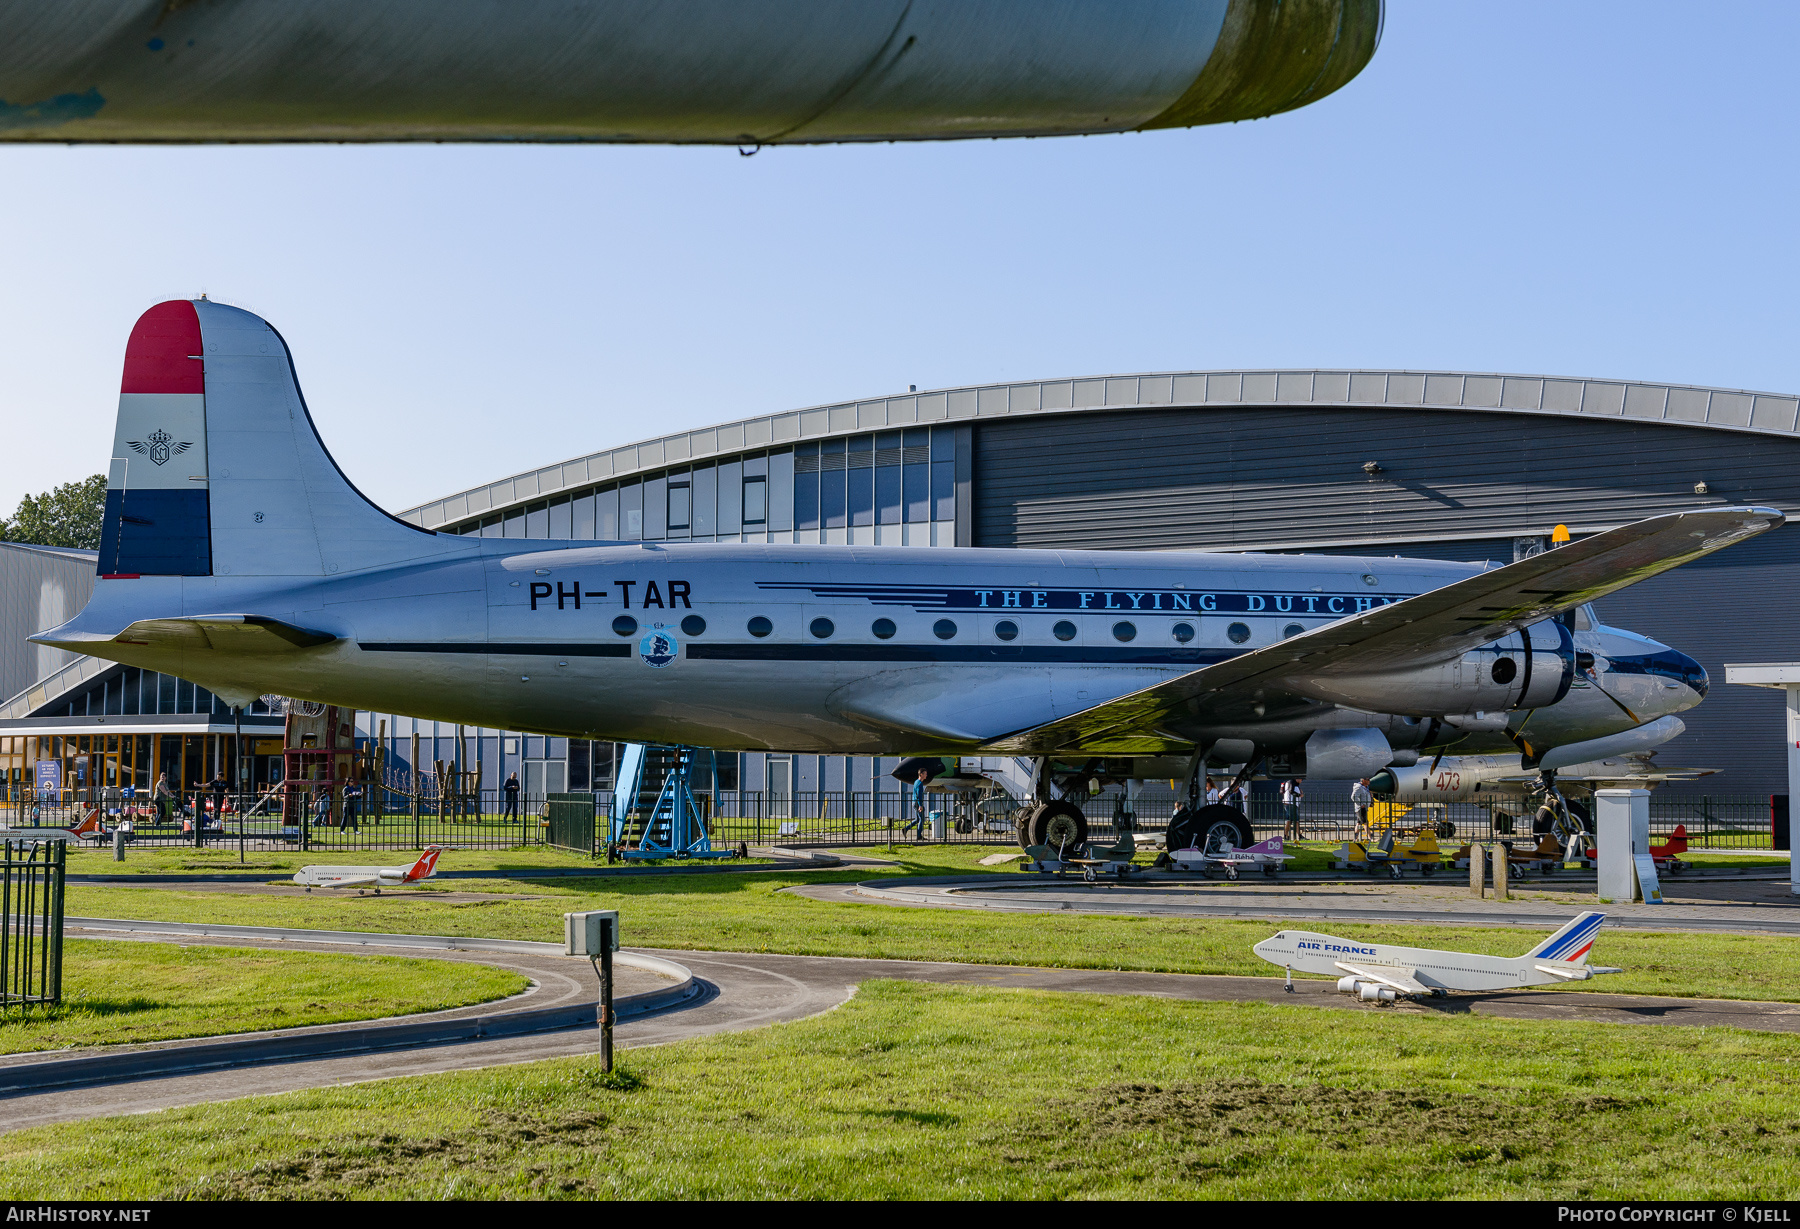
[742, 476, 767, 525]
[548, 495, 572, 539]
[692, 464, 716, 535]
[668, 481, 691, 531]
[876, 464, 902, 525]
[177, 677, 193, 712]
[644, 475, 667, 538]
[821, 469, 846, 529]
[716, 461, 741, 534]
[479, 515, 500, 537]
[795, 470, 819, 530]
[767, 450, 794, 532]
[932, 460, 955, 521]
[158, 672, 176, 714]
[620, 480, 643, 538]
[503, 508, 524, 538]
[573, 489, 596, 538]
[931, 424, 956, 462]
[904, 462, 931, 522]
[525, 500, 549, 538]
[849, 437, 874, 527]
[596, 485, 619, 539]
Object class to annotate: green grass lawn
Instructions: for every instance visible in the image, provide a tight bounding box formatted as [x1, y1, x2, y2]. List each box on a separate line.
[64, 844, 1800, 1003]
[2, 980, 1796, 1200]
[0, 941, 528, 1055]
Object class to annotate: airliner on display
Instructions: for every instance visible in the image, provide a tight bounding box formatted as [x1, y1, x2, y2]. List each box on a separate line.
[1253, 911, 1621, 1002]
[32, 301, 1781, 855]
[293, 846, 444, 893]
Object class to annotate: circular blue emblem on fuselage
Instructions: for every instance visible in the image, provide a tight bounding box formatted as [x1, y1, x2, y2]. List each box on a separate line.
[639, 627, 679, 668]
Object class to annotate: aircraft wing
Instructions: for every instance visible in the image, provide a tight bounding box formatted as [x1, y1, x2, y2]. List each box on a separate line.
[38, 614, 337, 655]
[979, 507, 1782, 755]
[1334, 963, 1432, 996]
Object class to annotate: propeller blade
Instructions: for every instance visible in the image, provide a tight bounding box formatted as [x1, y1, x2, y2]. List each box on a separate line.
[1585, 669, 1642, 725]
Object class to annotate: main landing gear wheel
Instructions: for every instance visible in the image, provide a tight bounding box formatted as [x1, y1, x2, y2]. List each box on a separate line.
[1019, 799, 1089, 855]
[1188, 804, 1253, 855]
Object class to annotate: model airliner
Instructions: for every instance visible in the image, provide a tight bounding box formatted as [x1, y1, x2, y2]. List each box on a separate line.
[293, 846, 443, 893]
[33, 301, 1783, 855]
[1254, 911, 1620, 1002]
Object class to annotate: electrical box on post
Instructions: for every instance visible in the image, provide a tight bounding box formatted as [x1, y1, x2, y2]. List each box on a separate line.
[564, 910, 620, 956]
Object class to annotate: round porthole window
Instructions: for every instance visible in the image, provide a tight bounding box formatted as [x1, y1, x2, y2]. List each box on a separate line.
[1491, 657, 1518, 684]
[1363, 574, 1379, 586]
[1284, 623, 1305, 639]
[871, 618, 896, 639]
[994, 620, 1019, 641]
[810, 617, 835, 639]
[1112, 621, 1136, 642]
[612, 615, 638, 637]
[1172, 622, 1195, 643]
[747, 616, 773, 638]
[933, 619, 958, 640]
[681, 615, 706, 636]
[1227, 622, 1251, 644]
[1053, 620, 1077, 642]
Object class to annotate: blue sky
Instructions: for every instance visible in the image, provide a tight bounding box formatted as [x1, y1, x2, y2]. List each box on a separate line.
[1, 1, 1795, 517]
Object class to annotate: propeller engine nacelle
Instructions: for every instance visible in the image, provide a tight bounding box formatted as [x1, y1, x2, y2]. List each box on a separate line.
[1285, 620, 1574, 718]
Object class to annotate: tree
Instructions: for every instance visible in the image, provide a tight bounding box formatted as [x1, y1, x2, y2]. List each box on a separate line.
[1, 474, 108, 550]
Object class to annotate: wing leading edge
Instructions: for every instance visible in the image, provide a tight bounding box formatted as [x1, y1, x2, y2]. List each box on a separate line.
[979, 506, 1782, 755]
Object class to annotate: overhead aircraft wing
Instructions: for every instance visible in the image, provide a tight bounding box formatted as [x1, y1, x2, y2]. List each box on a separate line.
[36, 615, 336, 655]
[1334, 963, 1432, 996]
[979, 507, 1782, 755]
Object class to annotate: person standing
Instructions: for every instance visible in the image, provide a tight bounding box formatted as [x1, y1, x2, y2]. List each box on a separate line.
[154, 772, 175, 825]
[209, 771, 229, 830]
[502, 772, 521, 823]
[1281, 778, 1304, 840]
[1351, 777, 1374, 841]
[342, 781, 362, 832]
[900, 767, 930, 840]
[313, 786, 332, 833]
[1204, 776, 1220, 806]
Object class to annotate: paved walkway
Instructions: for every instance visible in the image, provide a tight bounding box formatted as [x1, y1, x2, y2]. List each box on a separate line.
[790, 871, 1800, 935]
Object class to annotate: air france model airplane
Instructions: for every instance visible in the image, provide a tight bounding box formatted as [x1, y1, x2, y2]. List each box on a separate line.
[32, 301, 1784, 856]
[293, 846, 443, 893]
[1253, 911, 1620, 1002]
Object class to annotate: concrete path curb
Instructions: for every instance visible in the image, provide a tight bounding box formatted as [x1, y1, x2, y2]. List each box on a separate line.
[0, 922, 695, 1095]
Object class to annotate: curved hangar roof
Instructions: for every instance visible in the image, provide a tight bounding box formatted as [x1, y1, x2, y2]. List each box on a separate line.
[401, 369, 1800, 532]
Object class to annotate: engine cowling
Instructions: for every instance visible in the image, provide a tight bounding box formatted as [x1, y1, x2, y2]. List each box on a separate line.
[1283, 619, 1574, 717]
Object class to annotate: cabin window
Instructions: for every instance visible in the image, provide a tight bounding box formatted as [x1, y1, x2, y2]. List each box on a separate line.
[993, 620, 1019, 642]
[681, 615, 706, 636]
[871, 618, 897, 639]
[1283, 623, 1304, 639]
[747, 616, 773, 638]
[1112, 622, 1136, 642]
[1227, 622, 1251, 644]
[612, 615, 637, 636]
[810, 618, 835, 639]
[933, 619, 958, 640]
[1053, 620, 1077, 641]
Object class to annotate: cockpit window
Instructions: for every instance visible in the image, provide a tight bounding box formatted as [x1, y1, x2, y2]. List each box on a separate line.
[1573, 604, 1600, 631]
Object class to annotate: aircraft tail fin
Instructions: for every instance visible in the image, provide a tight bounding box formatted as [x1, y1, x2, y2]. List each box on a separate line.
[405, 845, 444, 881]
[1525, 911, 1606, 964]
[98, 299, 458, 581]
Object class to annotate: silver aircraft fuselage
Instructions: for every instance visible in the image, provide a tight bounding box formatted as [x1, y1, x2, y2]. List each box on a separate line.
[67, 538, 1705, 757]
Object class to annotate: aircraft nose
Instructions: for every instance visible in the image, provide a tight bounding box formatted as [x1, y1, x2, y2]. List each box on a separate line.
[1681, 653, 1710, 699]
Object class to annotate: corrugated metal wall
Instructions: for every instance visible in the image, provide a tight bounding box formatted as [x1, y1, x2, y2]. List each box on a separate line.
[975, 407, 1800, 797]
[0, 543, 96, 703]
[975, 406, 1800, 551]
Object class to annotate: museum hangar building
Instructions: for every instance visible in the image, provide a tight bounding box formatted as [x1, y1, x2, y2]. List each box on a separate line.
[4, 366, 1796, 807]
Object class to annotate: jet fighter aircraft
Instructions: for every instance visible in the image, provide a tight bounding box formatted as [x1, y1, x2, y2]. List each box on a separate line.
[1254, 911, 1620, 1002]
[33, 301, 1780, 860]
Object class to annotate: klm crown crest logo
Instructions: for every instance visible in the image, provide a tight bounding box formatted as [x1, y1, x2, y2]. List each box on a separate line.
[126, 428, 194, 467]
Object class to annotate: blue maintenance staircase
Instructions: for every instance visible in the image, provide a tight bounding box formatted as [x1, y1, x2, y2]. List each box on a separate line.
[613, 745, 733, 860]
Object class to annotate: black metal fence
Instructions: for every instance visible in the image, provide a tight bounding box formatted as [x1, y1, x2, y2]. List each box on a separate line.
[3, 786, 1782, 855]
[3, 840, 64, 1009]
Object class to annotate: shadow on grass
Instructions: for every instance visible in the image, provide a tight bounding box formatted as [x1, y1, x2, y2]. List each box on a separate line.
[853, 1108, 961, 1127]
